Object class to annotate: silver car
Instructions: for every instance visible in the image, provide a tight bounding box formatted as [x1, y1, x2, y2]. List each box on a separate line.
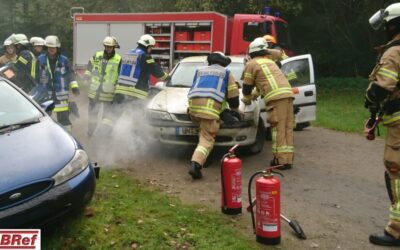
[146, 54, 316, 154]
[146, 56, 265, 154]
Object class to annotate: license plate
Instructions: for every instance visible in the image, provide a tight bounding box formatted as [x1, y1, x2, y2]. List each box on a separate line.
[178, 127, 199, 135]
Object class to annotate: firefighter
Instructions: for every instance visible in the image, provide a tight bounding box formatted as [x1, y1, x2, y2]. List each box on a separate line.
[84, 36, 122, 137]
[114, 34, 169, 104]
[242, 38, 294, 170]
[187, 52, 240, 179]
[7, 33, 37, 90]
[366, 3, 400, 246]
[0, 39, 17, 66]
[29, 37, 45, 57]
[36, 35, 79, 132]
[263, 35, 288, 62]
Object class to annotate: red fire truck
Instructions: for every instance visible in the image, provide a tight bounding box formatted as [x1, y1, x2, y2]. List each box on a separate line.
[72, 10, 292, 71]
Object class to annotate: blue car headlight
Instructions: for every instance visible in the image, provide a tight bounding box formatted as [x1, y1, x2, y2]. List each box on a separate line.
[52, 149, 89, 186]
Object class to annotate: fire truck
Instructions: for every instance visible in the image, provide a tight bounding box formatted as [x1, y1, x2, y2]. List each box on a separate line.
[72, 9, 292, 71]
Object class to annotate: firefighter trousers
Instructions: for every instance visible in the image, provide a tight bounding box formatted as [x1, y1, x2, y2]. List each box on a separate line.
[267, 98, 294, 165]
[54, 110, 72, 132]
[190, 117, 220, 166]
[383, 121, 400, 239]
[88, 98, 114, 136]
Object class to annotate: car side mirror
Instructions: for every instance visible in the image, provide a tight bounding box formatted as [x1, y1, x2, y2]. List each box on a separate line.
[40, 100, 55, 112]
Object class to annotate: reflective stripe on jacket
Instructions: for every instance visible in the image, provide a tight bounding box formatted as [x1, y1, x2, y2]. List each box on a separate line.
[118, 48, 145, 87]
[188, 64, 229, 103]
[17, 50, 36, 79]
[36, 54, 75, 102]
[255, 58, 293, 103]
[87, 51, 121, 102]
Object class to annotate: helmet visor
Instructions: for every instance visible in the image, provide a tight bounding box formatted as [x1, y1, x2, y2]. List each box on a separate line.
[369, 9, 386, 30]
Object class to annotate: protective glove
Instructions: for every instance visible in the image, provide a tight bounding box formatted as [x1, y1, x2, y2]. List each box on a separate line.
[72, 87, 80, 96]
[230, 109, 242, 121]
[241, 95, 252, 105]
[364, 99, 380, 114]
[251, 88, 260, 100]
[220, 109, 240, 125]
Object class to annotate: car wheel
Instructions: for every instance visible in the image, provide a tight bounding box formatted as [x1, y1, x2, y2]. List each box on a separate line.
[244, 118, 265, 155]
[294, 122, 311, 131]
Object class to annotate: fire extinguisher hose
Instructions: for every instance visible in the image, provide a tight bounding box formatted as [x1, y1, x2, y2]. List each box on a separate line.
[248, 171, 264, 234]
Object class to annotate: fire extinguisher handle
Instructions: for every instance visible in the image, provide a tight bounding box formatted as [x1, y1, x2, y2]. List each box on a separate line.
[271, 170, 284, 177]
[228, 144, 240, 154]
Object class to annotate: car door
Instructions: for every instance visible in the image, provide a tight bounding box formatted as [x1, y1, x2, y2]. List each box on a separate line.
[280, 54, 316, 125]
[258, 54, 316, 128]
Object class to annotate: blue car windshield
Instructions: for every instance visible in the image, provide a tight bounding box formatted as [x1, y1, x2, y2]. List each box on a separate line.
[0, 80, 42, 127]
[167, 61, 244, 87]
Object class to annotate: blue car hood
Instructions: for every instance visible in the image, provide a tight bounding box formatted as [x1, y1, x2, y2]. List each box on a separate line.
[0, 117, 76, 192]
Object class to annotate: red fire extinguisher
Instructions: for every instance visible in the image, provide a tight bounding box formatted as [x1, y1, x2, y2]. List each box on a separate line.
[221, 144, 242, 215]
[248, 168, 283, 245]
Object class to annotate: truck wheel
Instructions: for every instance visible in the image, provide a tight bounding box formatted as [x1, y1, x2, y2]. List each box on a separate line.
[244, 118, 265, 155]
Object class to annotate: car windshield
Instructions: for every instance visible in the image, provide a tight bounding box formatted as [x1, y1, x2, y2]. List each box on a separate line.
[0, 80, 43, 127]
[167, 61, 244, 87]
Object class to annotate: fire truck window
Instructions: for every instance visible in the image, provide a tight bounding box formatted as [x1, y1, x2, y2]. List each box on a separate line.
[243, 21, 272, 42]
[275, 21, 291, 49]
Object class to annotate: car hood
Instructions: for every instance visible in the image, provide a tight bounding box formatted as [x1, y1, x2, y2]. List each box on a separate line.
[0, 117, 76, 191]
[149, 87, 190, 114]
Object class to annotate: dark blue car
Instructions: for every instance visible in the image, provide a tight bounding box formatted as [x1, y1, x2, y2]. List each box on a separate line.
[0, 74, 97, 228]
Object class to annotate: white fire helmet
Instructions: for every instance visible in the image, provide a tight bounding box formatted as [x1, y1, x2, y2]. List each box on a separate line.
[137, 34, 156, 47]
[30, 37, 45, 46]
[13, 33, 29, 46]
[248, 37, 269, 54]
[369, 3, 400, 30]
[103, 36, 120, 48]
[3, 39, 12, 46]
[45, 35, 61, 48]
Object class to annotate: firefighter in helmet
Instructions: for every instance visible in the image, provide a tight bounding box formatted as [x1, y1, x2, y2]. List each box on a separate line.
[0, 38, 17, 66]
[187, 52, 240, 179]
[29, 37, 45, 57]
[84, 36, 122, 137]
[367, 3, 400, 246]
[8, 33, 37, 90]
[263, 35, 288, 61]
[114, 34, 169, 104]
[242, 38, 294, 170]
[36, 35, 79, 132]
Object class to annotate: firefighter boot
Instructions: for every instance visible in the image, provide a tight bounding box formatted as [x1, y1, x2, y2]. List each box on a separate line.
[188, 161, 202, 180]
[369, 231, 400, 246]
[276, 164, 292, 170]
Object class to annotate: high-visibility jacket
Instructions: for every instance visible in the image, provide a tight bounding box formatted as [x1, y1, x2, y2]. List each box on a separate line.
[188, 65, 239, 120]
[85, 51, 121, 102]
[242, 57, 294, 103]
[36, 54, 78, 112]
[188, 64, 230, 103]
[115, 45, 168, 100]
[368, 36, 400, 125]
[16, 50, 36, 79]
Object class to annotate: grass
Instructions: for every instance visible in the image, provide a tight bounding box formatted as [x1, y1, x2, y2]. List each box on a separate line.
[313, 77, 387, 138]
[42, 170, 259, 250]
